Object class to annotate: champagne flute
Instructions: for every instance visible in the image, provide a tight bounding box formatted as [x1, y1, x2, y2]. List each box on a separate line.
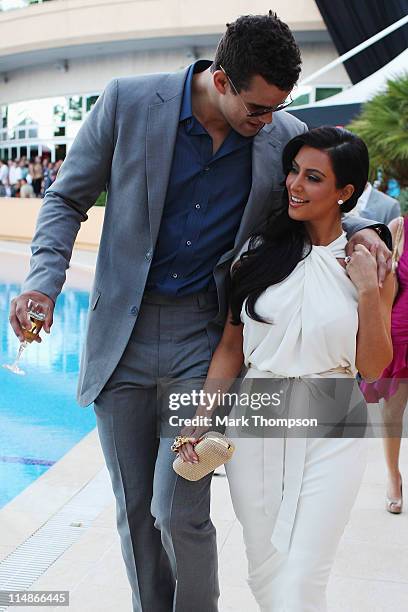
[3, 298, 50, 376]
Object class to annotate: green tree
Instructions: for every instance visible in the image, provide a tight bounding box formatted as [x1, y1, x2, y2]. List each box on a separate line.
[348, 73, 408, 187]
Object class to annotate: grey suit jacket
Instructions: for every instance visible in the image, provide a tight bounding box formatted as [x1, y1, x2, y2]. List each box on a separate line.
[361, 188, 401, 225]
[22, 67, 380, 406]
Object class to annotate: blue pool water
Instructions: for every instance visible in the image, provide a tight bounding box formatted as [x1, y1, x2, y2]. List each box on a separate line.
[0, 282, 96, 508]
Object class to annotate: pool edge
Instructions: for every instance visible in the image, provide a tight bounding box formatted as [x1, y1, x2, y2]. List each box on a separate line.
[0, 426, 106, 560]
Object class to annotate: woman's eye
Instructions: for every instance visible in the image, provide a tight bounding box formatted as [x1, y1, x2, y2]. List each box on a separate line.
[289, 166, 298, 173]
[308, 175, 320, 182]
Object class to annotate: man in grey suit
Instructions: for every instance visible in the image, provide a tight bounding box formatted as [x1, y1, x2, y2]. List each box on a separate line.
[352, 182, 401, 225]
[9, 13, 391, 612]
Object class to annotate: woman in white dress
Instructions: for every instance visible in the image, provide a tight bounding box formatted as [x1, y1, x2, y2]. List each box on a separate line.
[178, 127, 394, 611]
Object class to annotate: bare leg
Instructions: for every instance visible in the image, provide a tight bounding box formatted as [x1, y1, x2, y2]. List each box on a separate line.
[381, 383, 408, 505]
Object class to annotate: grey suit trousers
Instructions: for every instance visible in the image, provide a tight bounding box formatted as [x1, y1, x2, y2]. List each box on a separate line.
[94, 290, 221, 612]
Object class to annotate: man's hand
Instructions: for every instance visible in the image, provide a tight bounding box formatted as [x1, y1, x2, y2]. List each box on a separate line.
[346, 229, 391, 288]
[9, 291, 55, 342]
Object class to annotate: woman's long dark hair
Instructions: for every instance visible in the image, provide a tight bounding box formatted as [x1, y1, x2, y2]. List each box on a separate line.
[229, 126, 369, 325]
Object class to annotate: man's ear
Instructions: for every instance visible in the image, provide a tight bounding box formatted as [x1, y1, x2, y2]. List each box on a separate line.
[213, 70, 228, 96]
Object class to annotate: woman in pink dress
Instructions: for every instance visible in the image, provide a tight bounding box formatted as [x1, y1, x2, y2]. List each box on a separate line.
[361, 214, 408, 513]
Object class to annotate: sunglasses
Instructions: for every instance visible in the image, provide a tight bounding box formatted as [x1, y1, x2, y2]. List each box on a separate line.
[219, 65, 293, 116]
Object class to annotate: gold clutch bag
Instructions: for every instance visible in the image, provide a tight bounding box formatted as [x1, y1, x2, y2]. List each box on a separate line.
[172, 431, 235, 481]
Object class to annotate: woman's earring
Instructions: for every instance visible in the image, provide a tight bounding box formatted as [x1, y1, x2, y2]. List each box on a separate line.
[337, 199, 344, 206]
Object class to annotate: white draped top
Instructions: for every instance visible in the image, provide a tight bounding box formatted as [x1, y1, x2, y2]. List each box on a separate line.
[239, 232, 359, 378]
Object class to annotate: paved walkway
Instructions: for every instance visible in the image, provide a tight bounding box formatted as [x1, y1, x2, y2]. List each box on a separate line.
[1, 434, 407, 612]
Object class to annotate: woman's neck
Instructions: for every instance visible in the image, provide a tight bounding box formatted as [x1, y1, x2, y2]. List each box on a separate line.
[305, 217, 343, 247]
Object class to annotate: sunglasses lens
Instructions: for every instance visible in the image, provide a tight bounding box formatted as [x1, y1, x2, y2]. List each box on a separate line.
[249, 109, 273, 117]
[249, 103, 289, 117]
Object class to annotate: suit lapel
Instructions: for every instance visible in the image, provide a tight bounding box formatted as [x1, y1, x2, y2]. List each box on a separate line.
[146, 69, 188, 247]
[232, 124, 285, 251]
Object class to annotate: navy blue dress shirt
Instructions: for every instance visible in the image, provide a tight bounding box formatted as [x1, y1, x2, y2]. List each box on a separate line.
[146, 60, 253, 295]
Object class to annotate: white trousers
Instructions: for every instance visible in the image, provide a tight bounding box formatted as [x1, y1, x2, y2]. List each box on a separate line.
[226, 436, 367, 611]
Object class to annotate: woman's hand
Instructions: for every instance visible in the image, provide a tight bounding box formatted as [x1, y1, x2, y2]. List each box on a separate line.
[346, 244, 378, 293]
[176, 424, 210, 464]
[346, 228, 392, 287]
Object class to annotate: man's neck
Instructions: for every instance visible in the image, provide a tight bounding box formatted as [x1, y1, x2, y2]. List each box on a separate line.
[191, 69, 230, 134]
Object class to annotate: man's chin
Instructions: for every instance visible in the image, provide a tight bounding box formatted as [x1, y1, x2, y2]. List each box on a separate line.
[236, 122, 265, 137]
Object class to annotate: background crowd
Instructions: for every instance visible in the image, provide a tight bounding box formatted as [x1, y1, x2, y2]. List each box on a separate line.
[0, 156, 63, 199]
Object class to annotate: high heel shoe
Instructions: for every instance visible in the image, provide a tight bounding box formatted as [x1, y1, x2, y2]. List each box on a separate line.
[386, 477, 403, 514]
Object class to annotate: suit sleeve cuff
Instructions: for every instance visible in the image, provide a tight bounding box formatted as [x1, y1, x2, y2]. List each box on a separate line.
[369, 223, 393, 250]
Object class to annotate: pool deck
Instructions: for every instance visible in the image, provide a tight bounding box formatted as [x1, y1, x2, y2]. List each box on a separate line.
[1, 241, 408, 610]
[0, 434, 407, 612]
[0, 240, 96, 290]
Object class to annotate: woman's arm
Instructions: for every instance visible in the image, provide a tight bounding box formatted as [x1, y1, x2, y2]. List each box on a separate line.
[348, 245, 394, 381]
[178, 308, 244, 463]
[203, 311, 244, 392]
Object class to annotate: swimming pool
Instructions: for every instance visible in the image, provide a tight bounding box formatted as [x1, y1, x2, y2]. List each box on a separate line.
[0, 281, 96, 508]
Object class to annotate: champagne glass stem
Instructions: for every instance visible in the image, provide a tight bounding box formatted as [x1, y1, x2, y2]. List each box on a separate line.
[3, 341, 28, 375]
[14, 340, 28, 364]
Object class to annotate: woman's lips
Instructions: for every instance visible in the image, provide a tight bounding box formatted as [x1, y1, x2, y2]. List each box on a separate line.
[289, 194, 310, 208]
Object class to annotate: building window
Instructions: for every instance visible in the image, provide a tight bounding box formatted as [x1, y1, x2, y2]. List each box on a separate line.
[55, 144, 66, 161]
[68, 96, 83, 121]
[315, 87, 343, 102]
[0, 92, 101, 163]
[0, 1, 53, 12]
[290, 93, 310, 107]
[86, 95, 99, 113]
[53, 126, 65, 137]
[1, 106, 7, 129]
[53, 103, 66, 122]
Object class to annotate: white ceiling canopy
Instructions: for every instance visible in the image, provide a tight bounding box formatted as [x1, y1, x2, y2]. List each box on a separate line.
[294, 47, 408, 110]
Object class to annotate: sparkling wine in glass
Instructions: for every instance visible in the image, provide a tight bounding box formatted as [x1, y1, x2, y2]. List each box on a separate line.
[3, 298, 49, 376]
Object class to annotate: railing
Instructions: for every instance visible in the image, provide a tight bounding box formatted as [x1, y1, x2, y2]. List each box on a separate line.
[0, 0, 53, 12]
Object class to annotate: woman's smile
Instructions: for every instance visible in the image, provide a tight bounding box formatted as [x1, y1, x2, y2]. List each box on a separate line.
[288, 193, 310, 208]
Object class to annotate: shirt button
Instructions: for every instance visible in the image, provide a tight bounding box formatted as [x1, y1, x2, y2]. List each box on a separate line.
[172, 273, 178, 279]
[195, 203, 201, 209]
[130, 306, 139, 316]
[145, 250, 152, 261]
[204, 166, 210, 172]
[186, 240, 192, 246]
